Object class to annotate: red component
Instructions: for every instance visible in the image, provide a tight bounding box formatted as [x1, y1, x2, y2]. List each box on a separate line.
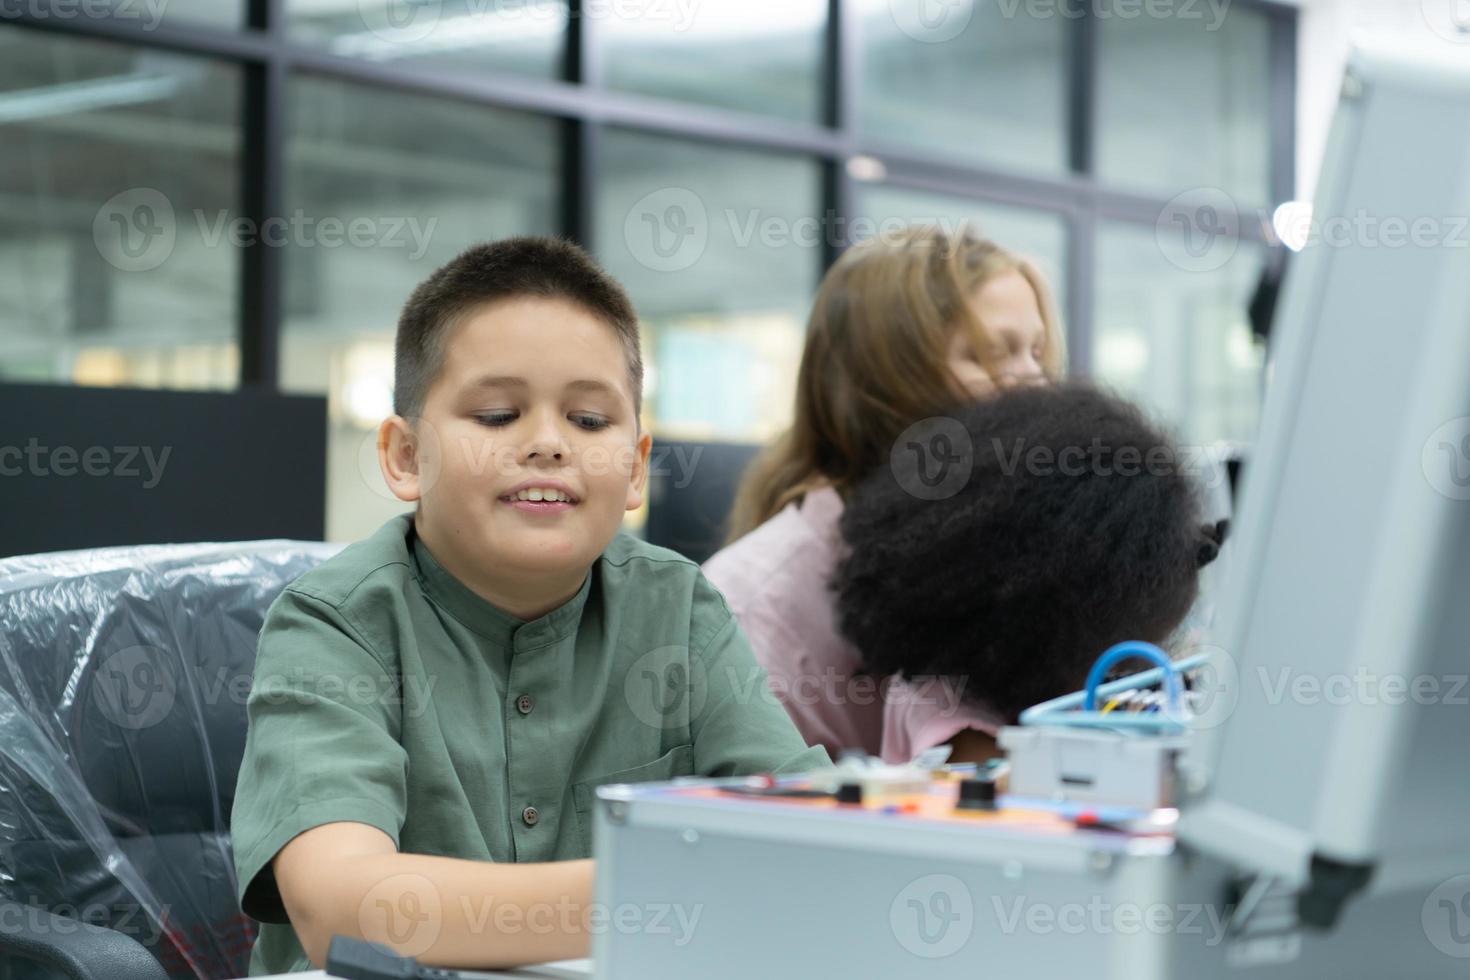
[1075, 810, 1099, 826]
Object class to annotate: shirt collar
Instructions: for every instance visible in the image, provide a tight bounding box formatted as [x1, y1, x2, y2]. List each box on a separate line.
[408, 520, 593, 650]
[798, 485, 844, 527]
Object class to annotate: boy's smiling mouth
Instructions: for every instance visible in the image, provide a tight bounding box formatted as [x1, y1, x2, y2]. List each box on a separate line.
[498, 480, 580, 514]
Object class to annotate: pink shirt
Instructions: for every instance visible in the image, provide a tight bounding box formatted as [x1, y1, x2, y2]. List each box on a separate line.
[703, 487, 999, 764]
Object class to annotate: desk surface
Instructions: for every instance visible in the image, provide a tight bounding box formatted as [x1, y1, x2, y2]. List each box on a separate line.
[253, 960, 591, 980]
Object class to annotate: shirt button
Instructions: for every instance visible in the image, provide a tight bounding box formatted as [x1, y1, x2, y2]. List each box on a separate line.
[516, 694, 534, 715]
[522, 806, 540, 827]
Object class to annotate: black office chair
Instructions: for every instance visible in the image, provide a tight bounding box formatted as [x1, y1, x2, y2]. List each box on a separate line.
[643, 439, 761, 565]
[0, 539, 339, 980]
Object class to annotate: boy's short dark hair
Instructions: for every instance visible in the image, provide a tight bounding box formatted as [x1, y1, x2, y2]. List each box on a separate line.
[833, 382, 1216, 723]
[393, 236, 643, 420]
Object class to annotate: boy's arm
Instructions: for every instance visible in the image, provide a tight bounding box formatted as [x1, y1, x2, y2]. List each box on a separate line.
[687, 596, 833, 776]
[236, 588, 596, 970]
[275, 821, 594, 969]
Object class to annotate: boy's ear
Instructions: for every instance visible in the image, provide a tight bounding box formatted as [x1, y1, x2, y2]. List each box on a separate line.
[625, 430, 654, 513]
[379, 415, 424, 503]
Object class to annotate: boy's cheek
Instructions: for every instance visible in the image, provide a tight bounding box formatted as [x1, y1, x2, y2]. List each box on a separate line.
[576, 441, 640, 481]
[449, 433, 514, 481]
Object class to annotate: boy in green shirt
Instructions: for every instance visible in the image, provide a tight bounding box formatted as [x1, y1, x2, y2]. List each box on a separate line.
[230, 237, 830, 974]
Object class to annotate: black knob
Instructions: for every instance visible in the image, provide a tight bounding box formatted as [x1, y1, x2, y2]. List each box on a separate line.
[956, 777, 998, 811]
[835, 782, 863, 805]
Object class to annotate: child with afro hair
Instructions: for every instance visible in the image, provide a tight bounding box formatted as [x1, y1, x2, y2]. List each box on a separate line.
[833, 381, 1224, 764]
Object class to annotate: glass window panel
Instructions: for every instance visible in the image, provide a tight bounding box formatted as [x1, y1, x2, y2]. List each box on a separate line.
[59, 0, 242, 29]
[0, 30, 241, 389]
[1093, 221, 1266, 447]
[858, 0, 1068, 175]
[858, 183, 1069, 316]
[596, 129, 822, 443]
[10, 0, 243, 29]
[1097, 8, 1272, 204]
[281, 75, 559, 542]
[604, 0, 826, 123]
[291, 0, 566, 77]
[166, 0, 241, 27]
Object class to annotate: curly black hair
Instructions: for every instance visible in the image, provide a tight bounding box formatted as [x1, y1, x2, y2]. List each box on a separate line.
[833, 382, 1215, 724]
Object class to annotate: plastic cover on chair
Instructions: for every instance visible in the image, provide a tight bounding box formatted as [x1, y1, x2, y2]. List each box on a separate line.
[0, 539, 342, 980]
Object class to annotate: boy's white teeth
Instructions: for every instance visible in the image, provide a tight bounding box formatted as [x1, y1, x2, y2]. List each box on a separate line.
[514, 488, 570, 502]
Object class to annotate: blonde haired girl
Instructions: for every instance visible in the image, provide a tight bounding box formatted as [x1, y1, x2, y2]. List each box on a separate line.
[705, 224, 1066, 763]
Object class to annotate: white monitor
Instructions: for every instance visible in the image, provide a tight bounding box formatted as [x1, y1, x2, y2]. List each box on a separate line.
[1177, 47, 1470, 922]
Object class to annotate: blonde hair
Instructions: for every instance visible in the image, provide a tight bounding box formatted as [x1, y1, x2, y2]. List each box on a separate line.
[725, 224, 1066, 542]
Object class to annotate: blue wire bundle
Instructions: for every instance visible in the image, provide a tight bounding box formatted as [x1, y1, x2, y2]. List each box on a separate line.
[1019, 641, 1211, 734]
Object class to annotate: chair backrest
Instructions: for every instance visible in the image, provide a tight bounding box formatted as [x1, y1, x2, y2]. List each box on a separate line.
[644, 440, 760, 565]
[0, 540, 340, 980]
[0, 383, 328, 560]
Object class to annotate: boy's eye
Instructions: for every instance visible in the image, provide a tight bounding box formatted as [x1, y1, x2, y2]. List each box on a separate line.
[472, 411, 610, 430]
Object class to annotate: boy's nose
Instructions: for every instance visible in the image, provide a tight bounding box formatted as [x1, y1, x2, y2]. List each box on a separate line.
[524, 415, 570, 462]
[526, 435, 567, 461]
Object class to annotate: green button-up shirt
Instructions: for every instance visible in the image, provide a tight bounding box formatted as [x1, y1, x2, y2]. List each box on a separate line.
[231, 513, 830, 975]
